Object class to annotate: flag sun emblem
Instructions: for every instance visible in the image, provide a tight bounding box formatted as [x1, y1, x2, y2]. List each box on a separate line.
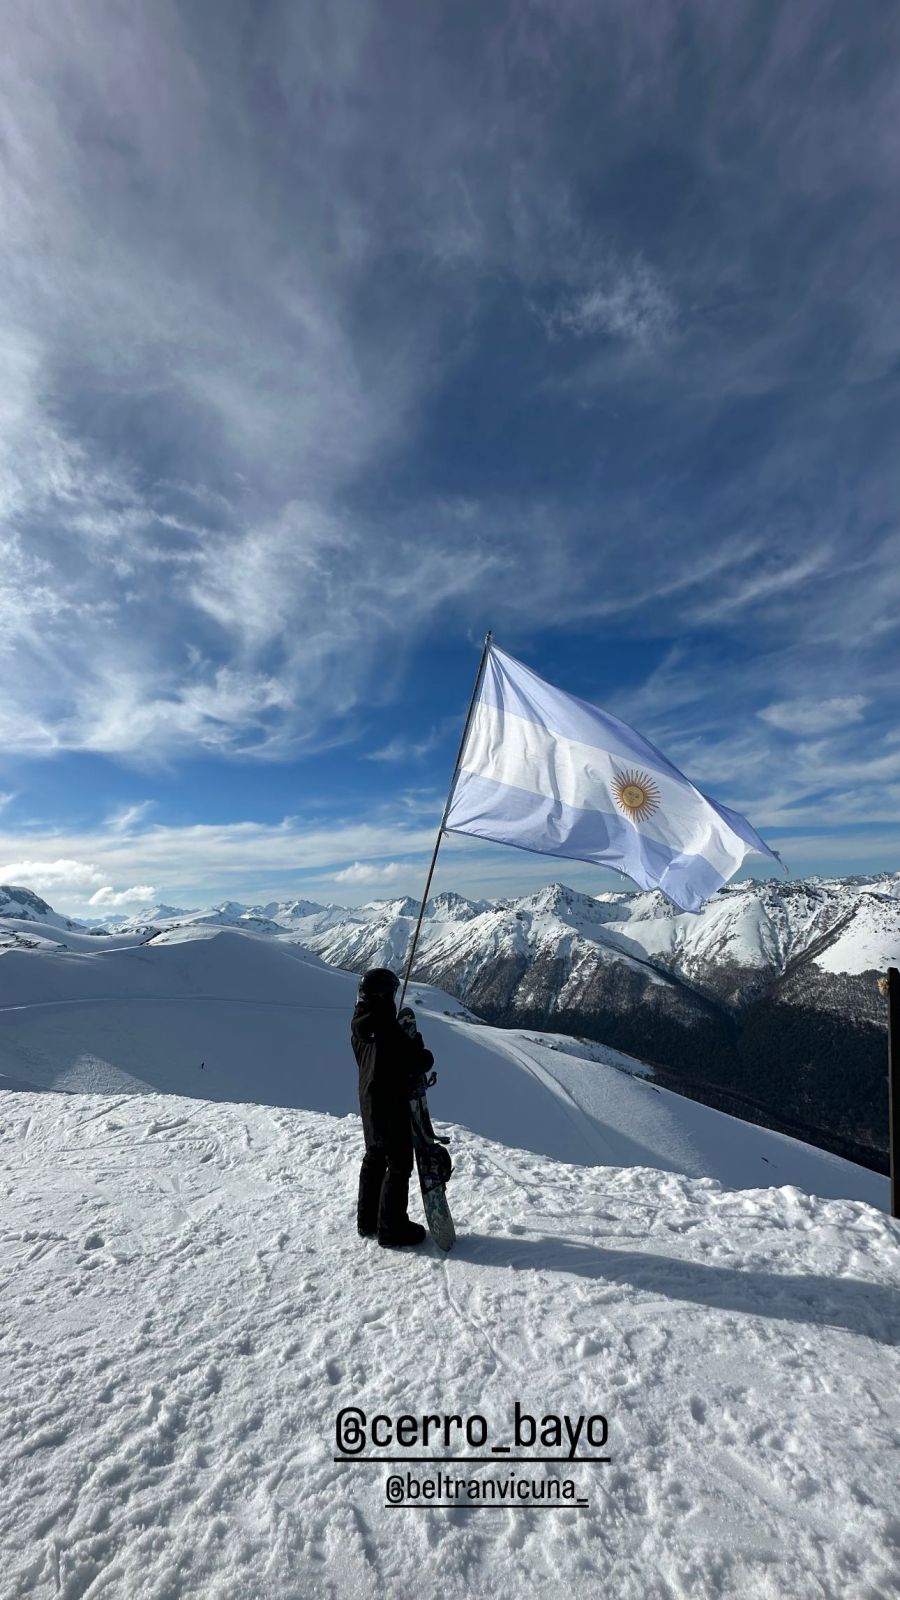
[611, 768, 661, 823]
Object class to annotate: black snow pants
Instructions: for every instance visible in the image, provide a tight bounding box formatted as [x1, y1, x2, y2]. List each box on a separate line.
[356, 1090, 414, 1235]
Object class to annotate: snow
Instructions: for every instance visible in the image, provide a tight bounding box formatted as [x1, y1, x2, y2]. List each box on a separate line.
[264, 875, 900, 1006]
[1, 923, 899, 1597]
[2, 1088, 899, 1600]
[0, 884, 84, 932]
[0, 922, 888, 1203]
[815, 893, 900, 976]
[96, 878, 900, 1029]
[601, 878, 900, 980]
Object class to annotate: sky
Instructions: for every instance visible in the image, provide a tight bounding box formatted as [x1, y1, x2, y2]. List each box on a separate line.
[1, 0, 899, 918]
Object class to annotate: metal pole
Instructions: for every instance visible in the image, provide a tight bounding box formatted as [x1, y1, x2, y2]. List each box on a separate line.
[398, 630, 493, 1008]
[883, 966, 890, 1216]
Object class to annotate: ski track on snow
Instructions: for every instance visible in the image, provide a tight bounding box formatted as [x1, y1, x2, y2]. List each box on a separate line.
[2, 1090, 899, 1600]
[0, 922, 897, 1598]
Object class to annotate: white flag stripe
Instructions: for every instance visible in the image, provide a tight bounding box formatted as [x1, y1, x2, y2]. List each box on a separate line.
[460, 698, 746, 878]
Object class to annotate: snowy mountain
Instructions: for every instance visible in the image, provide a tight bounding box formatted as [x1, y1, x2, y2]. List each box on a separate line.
[1, 922, 898, 1599]
[259, 897, 334, 925]
[107, 899, 286, 936]
[293, 874, 900, 1168]
[0, 920, 884, 1203]
[130, 902, 191, 923]
[297, 874, 900, 997]
[108, 889, 491, 941]
[33, 873, 900, 1166]
[278, 883, 890, 1171]
[0, 883, 85, 932]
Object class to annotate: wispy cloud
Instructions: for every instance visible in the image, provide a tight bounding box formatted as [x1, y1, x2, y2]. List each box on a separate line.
[105, 802, 156, 833]
[758, 697, 868, 736]
[0, 4, 503, 761]
[543, 257, 677, 350]
[0, 811, 438, 911]
[685, 551, 833, 626]
[365, 719, 458, 764]
[333, 862, 405, 884]
[0, 0, 898, 818]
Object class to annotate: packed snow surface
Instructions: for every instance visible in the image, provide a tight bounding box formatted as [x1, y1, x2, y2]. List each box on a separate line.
[3, 1093, 899, 1600]
[1, 923, 898, 1599]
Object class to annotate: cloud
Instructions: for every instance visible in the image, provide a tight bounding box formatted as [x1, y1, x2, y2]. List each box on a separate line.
[105, 802, 156, 832]
[365, 719, 458, 763]
[0, 858, 105, 891]
[545, 257, 677, 350]
[758, 696, 868, 736]
[333, 862, 405, 884]
[0, 0, 898, 786]
[365, 738, 423, 764]
[0, 811, 438, 911]
[0, 800, 894, 914]
[0, 792, 16, 814]
[684, 551, 833, 626]
[0, 5, 497, 761]
[87, 884, 157, 908]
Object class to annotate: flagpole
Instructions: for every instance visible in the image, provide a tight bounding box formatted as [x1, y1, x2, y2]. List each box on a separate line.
[398, 629, 493, 1009]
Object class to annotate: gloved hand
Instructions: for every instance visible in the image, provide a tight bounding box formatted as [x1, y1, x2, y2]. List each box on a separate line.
[397, 1004, 418, 1039]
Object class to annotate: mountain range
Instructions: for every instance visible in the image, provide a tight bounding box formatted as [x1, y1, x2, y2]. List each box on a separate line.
[3, 872, 898, 1169]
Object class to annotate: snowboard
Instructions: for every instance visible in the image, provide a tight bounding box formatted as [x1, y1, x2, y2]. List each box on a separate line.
[398, 1006, 456, 1251]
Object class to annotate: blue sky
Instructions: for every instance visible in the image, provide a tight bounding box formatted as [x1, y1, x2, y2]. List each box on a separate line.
[1, 0, 898, 915]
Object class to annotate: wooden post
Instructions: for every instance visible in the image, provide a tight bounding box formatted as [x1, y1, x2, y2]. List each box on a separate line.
[883, 966, 890, 1216]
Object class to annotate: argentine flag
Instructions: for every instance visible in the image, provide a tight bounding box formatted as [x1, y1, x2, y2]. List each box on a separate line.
[443, 643, 780, 913]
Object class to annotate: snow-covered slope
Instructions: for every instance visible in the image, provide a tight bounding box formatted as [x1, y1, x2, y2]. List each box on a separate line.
[0, 923, 887, 1206]
[605, 881, 848, 975]
[298, 881, 624, 977]
[20, 875, 900, 1165]
[605, 875, 900, 990]
[259, 897, 341, 929]
[814, 890, 900, 975]
[2, 1091, 899, 1597]
[109, 889, 490, 944]
[129, 902, 191, 923]
[1, 923, 898, 1597]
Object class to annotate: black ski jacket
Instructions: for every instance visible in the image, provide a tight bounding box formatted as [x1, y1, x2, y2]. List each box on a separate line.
[351, 997, 434, 1146]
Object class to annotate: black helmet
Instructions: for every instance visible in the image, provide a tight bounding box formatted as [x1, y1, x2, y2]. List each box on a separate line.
[358, 967, 400, 1000]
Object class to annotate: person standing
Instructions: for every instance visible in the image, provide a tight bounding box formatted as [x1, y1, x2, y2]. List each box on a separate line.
[351, 968, 432, 1248]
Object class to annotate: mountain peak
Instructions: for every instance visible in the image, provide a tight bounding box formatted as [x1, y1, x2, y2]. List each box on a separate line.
[427, 891, 488, 922]
[512, 882, 615, 925]
[0, 885, 83, 931]
[361, 896, 420, 919]
[0, 884, 56, 917]
[260, 899, 326, 920]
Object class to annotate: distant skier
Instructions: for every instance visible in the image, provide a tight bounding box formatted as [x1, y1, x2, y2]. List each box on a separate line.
[351, 968, 433, 1248]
